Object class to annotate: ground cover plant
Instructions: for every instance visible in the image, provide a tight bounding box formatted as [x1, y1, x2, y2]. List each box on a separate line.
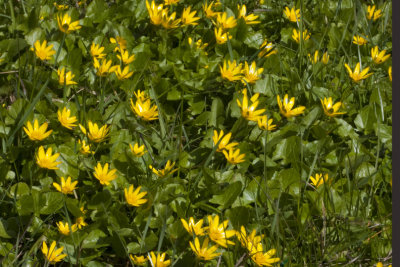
[0, 0, 392, 266]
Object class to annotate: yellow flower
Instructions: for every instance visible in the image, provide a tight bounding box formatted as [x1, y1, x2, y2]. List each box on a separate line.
[310, 173, 329, 188]
[79, 121, 110, 143]
[134, 90, 149, 102]
[242, 61, 264, 84]
[367, 5, 382, 21]
[149, 160, 178, 178]
[220, 60, 243, 82]
[148, 252, 170, 267]
[215, 12, 237, 29]
[130, 98, 159, 121]
[190, 237, 221, 261]
[164, 0, 179, 5]
[371, 46, 390, 64]
[320, 97, 346, 117]
[283, 6, 300, 22]
[292, 28, 310, 43]
[58, 67, 77, 85]
[237, 4, 260, 24]
[31, 40, 55, 61]
[54, 2, 69, 10]
[57, 13, 81, 33]
[389, 66, 392, 82]
[117, 50, 135, 64]
[110, 36, 127, 52]
[277, 94, 305, 118]
[130, 255, 148, 266]
[93, 162, 117, 185]
[93, 58, 118, 77]
[207, 215, 236, 248]
[56, 221, 78, 235]
[114, 65, 134, 80]
[124, 185, 148, 207]
[181, 6, 200, 26]
[203, 1, 220, 18]
[236, 226, 264, 251]
[57, 107, 77, 129]
[214, 27, 231, 45]
[258, 40, 277, 58]
[344, 62, 373, 83]
[257, 115, 276, 131]
[73, 216, 88, 229]
[322, 52, 329, 64]
[53, 176, 78, 194]
[161, 9, 181, 29]
[129, 143, 147, 157]
[237, 89, 265, 121]
[23, 119, 52, 141]
[213, 130, 238, 152]
[223, 148, 245, 165]
[188, 38, 208, 50]
[41, 241, 67, 264]
[90, 43, 106, 59]
[36, 146, 61, 170]
[146, 0, 164, 26]
[78, 139, 94, 155]
[251, 244, 280, 267]
[376, 263, 383, 267]
[308, 50, 319, 64]
[352, 35, 368, 45]
[181, 217, 207, 236]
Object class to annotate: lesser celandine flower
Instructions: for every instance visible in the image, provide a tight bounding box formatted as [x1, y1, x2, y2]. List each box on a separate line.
[57, 107, 77, 129]
[237, 89, 265, 121]
[54, 2, 69, 10]
[79, 121, 110, 143]
[283, 6, 300, 22]
[292, 29, 310, 43]
[344, 62, 373, 82]
[212, 130, 238, 152]
[310, 173, 329, 188]
[236, 226, 264, 252]
[146, 0, 164, 25]
[130, 98, 159, 121]
[203, 1, 220, 18]
[389, 66, 392, 82]
[114, 65, 134, 80]
[110, 36, 127, 52]
[90, 43, 106, 59]
[24, 119, 52, 141]
[258, 40, 277, 58]
[41, 241, 67, 264]
[277, 94, 305, 118]
[251, 244, 280, 267]
[129, 143, 147, 157]
[257, 115, 276, 131]
[223, 148, 245, 164]
[53, 176, 78, 194]
[161, 9, 181, 29]
[181, 6, 200, 26]
[371, 46, 390, 64]
[124, 185, 148, 207]
[148, 252, 171, 267]
[58, 67, 77, 85]
[93, 58, 118, 77]
[57, 13, 81, 33]
[190, 237, 221, 261]
[352, 35, 368, 45]
[367, 5, 382, 21]
[214, 27, 231, 44]
[215, 12, 237, 29]
[181, 217, 207, 236]
[149, 160, 178, 178]
[320, 97, 346, 117]
[130, 255, 148, 266]
[188, 37, 208, 50]
[242, 61, 264, 84]
[134, 90, 149, 102]
[93, 162, 117, 185]
[117, 50, 135, 64]
[74, 207, 88, 229]
[237, 4, 260, 24]
[164, 0, 179, 5]
[308, 50, 319, 64]
[78, 139, 94, 155]
[207, 215, 236, 248]
[31, 40, 55, 61]
[56, 221, 77, 235]
[322, 52, 329, 64]
[36, 146, 61, 170]
[220, 60, 243, 82]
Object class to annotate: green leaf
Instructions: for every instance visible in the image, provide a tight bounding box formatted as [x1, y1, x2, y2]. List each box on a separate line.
[209, 181, 242, 209]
